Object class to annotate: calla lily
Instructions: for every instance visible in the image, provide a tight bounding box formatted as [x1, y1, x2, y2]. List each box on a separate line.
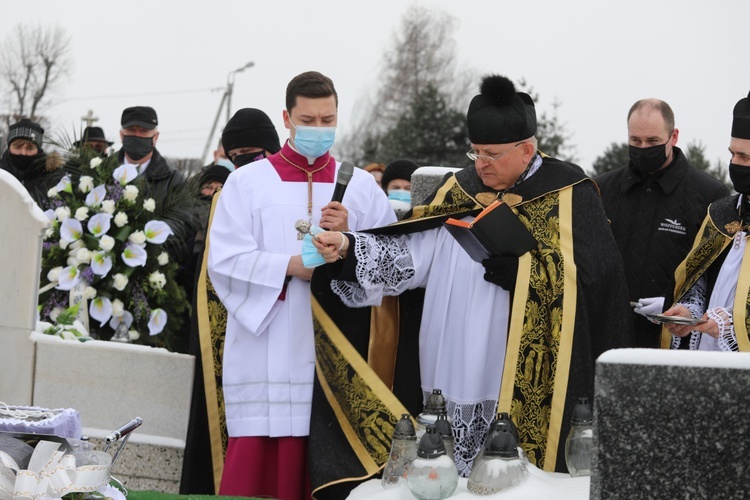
[148, 308, 167, 336]
[89, 297, 112, 326]
[113, 164, 138, 185]
[55, 175, 73, 194]
[144, 220, 173, 244]
[85, 185, 107, 207]
[60, 218, 83, 243]
[43, 209, 55, 222]
[87, 213, 113, 237]
[121, 244, 147, 267]
[91, 250, 113, 277]
[55, 266, 81, 291]
[109, 310, 133, 330]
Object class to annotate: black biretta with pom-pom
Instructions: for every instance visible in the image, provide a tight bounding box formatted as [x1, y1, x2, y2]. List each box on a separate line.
[732, 90, 750, 140]
[466, 74, 537, 145]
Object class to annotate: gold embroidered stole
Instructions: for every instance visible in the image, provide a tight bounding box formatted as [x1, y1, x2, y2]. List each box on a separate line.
[660, 212, 750, 350]
[660, 215, 731, 349]
[498, 187, 576, 471]
[311, 296, 410, 495]
[197, 191, 229, 493]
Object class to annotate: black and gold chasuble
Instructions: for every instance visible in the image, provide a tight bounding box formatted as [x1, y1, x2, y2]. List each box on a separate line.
[662, 194, 750, 351]
[308, 156, 634, 499]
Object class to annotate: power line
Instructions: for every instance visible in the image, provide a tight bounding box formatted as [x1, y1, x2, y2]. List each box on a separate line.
[59, 87, 223, 102]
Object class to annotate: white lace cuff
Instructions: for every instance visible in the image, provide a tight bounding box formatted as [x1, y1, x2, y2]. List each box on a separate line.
[706, 307, 737, 351]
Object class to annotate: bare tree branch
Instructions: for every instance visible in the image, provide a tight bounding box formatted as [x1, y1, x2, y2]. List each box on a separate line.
[0, 23, 72, 123]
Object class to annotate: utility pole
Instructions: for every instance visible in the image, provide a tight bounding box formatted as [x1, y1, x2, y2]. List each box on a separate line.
[201, 61, 255, 164]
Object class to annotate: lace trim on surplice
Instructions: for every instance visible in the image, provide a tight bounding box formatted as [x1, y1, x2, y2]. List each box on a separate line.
[330, 233, 415, 307]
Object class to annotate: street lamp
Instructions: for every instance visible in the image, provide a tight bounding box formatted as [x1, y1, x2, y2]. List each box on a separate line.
[202, 61, 255, 164]
[226, 61, 254, 122]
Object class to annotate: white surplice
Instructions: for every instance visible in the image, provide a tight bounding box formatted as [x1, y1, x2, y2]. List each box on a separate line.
[332, 219, 511, 474]
[208, 159, 395, 438]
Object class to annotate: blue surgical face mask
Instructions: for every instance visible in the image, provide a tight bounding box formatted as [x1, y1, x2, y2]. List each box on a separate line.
[387, 189, 411, 204]
[291, 121, 336, 158]
[216, 158, 235, 172]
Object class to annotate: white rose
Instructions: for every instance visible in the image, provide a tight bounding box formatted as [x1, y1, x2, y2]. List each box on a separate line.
[112, 299, 124, 317]
[54, 206, 71, 222]
[47, 266, 63, 283]
[128, 231, 147, 245]
[50, 307, 63, 322]
[148, 271, 167, 290]
[70, 239, 85, 250]
[128, 329, 140, 341]
[123, 185, 139, 202]
[157, 251, 169, 266]
[114, 212, 128, 228]
[101, 200, 116, 214]
[79, 176, 94, 193]
[99, 234, 115, 252]
[60, 239, 69, 250]
[112, 273, 129, 291]
[74, 207, 89, 221]
[90, 157, 103, 168]
[84, 286, 97, 300]
[76, 248, 92, 264]
[47, 186, 58, 198]
[44, 227, 55, 239]
[143, 198, 156, 212]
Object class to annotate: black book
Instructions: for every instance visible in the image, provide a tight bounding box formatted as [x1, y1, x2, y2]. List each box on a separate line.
[442, 200, 537, 262]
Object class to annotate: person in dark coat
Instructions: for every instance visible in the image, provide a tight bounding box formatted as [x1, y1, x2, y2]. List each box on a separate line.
[0, 118, 64, 205]
[595, 99, 730, 348]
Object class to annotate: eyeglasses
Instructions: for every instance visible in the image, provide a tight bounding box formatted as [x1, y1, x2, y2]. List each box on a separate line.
[466, 142, 526, 163]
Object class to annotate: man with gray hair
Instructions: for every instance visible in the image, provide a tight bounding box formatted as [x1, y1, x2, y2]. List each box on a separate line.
[595, 98, 729, 348]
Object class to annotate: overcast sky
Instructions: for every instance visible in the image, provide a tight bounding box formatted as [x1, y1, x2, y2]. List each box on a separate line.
[2, 0, 748, 171]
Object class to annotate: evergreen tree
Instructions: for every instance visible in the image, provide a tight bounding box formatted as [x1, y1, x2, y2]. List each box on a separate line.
[377, 84, 470, 167]
[591, 142, 630, 175]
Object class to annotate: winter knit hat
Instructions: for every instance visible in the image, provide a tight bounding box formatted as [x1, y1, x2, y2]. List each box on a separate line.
[200, 165, 231, 187]
[732, 91, 750, 140]
[7, 118, 44, 149]
[466, 75, 536, 144]
[381, 159, 419, 192]
[222, 108, 281, 155]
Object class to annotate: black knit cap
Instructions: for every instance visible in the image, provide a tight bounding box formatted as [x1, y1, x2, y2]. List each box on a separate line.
[467, 75, 536, 144]
[74, 126, 114, 147]
[222, 108, 281, 155]
[200, 165, 231, 187]
[732, 91, 750, 140]
[7, 118, 44, 148]
[381, 159, 419, 192]
[121, 106, 158, 130]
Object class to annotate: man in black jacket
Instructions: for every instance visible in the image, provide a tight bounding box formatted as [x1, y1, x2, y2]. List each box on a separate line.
[595, 99, 729, 348]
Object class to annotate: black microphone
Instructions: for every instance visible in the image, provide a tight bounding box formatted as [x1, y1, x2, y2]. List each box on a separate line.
[331, 161, 355, 203]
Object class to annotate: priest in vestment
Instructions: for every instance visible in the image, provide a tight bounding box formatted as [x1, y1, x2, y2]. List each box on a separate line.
[207, 71, 395, 500]
[661, 91, 750, 351]
[308, 74, 634, 498]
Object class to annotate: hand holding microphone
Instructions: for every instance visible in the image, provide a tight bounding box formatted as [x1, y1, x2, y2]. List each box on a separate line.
[321, 161, 355, 231]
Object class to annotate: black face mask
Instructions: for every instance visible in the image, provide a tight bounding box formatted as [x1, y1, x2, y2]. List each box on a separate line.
[122, 135, 154, 162]
[629, 143, 668, 175]
[729, 163, 750, 196]
[233, 151, 265, 168]
[9, 152, 43, 171]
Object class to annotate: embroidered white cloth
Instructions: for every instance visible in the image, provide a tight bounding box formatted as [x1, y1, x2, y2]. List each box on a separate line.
[0, 407, 81, 440]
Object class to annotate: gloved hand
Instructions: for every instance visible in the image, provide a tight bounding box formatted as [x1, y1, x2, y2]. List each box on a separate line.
[482, 255, 519, 292]
[633, 297, 665, 317]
